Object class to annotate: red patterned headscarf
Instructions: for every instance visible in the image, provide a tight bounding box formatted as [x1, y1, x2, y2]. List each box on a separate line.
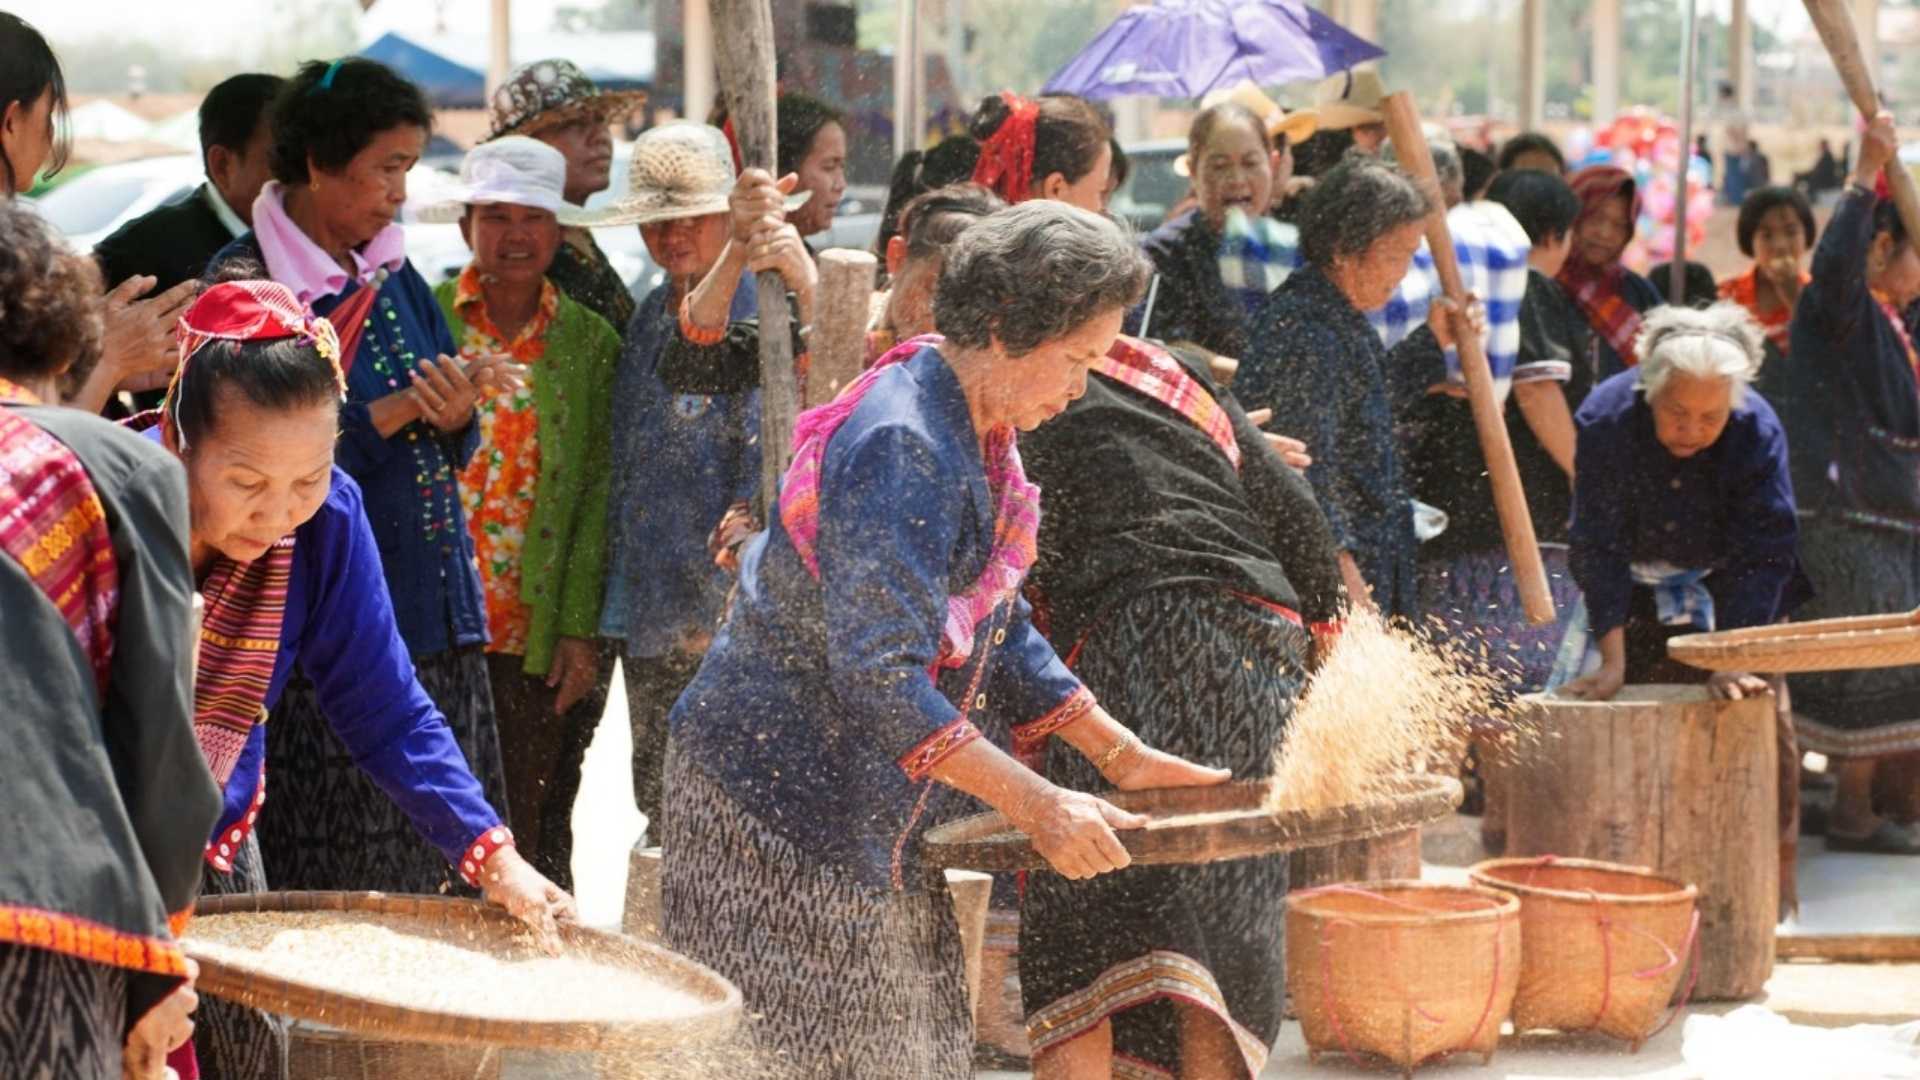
[1557, 166, 1648, 366]
[972, 91, 1041, 205]
[164, 281, 345, 450]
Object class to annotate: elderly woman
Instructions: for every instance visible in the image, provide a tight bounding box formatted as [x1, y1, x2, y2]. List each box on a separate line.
[0, 204, 214, 1080]
[590, 122, 810, 833]
[1720, 185, 1816, 360]
[205, 59, 519, 898]
[1133, 98, 1316, 358]
[1558, 165, 1665, 378]
[1556, 303, 1801, 703]
[1238, 157, 1464, 618]
[430, 137, 621, 888]
[1781, 114, 1920, 854]
[149, 280, 572, 1076]
[660, 202, 1230, 1077]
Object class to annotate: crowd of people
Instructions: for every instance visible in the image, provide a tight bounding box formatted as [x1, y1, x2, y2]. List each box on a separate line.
[4, 8, 1920, 1079]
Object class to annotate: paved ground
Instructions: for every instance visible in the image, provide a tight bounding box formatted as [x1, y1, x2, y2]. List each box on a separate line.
[497, 670, 1920, 1078]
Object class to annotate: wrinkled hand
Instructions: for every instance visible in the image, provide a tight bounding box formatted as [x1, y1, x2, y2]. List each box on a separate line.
[1243, 408, 1312, 470]
[546, 636, 601, 716]
[102, 277, 198, 395]
[121, 957, 198, 1080]
[708, 500, 757, 573]
[1708, 670, 1770, 701]
[408, 356, 482, 432]
[730, 168, 799, 243]
[480, 846, 577, 955]
[1012, 786, 1147, 880]
[745, 218, 817, 316]
[1857, 111, 1898, 185]
[465, 353, 529, 397]
[1427, 294, 1487, 354]
[1562, 659, 1626, 702]
[1103, 741, 1232, 792]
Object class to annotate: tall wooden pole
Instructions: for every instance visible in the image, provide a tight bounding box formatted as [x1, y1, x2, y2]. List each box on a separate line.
[1672, 0, 1698, 305]
[1519, 0, 1545, 131]
[1591, 0, 1621, 125]
[894, 0, 924, 159]
[712, 0, 801, 508]
[1804, 0, 1920, 259]
[1383, 92, 1557, 625]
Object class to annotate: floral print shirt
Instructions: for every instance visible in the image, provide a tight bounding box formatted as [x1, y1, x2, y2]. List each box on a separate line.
[453, 267, 559, 657]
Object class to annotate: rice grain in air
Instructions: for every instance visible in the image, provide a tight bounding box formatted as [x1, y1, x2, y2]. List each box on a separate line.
[1265, 607, 1517, 814]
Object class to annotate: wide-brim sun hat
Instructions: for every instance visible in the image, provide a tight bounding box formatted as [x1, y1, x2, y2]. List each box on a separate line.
[1313, 66, 1388, 130]
[413, 136, 597, 225]
[578, 121, 810, 229]
[487, 58, 647, 142]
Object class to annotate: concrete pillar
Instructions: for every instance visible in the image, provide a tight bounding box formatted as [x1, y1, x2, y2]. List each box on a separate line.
[1519, 0, 1546, 130]
[487, 0, 511, 98]
[1854, 0, 1881, 85]
[894, 0, 924, 158]
[1729, 0, 1754, 115]
[1591, 0, 1621, 125]
[1343, 0, 1378, 41]
[683, 0, 715, 123]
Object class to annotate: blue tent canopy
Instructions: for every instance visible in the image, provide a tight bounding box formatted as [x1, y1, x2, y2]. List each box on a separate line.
[358, 31, 656, 109]
[360, 32, 488, 108]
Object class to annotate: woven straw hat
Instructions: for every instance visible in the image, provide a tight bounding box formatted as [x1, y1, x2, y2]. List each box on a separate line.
[487, 58, 647, 142]
[579, 122, 809, 229]
[1313, 66, 1389, 130]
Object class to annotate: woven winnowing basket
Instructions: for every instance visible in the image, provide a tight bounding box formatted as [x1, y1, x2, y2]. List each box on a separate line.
[1285, 882, 1521, 1077]
[289, 1021, 503, 1080]
[1468, 858, 1698, 1049]
[1667, 608, 1920, 673]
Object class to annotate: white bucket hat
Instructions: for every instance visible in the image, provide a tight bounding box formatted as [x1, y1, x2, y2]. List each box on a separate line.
[415, 136, 594, 225]
[578, 121, 808, 229]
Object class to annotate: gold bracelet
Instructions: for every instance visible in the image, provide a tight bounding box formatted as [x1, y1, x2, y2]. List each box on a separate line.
[1093, 732, 1139, 774]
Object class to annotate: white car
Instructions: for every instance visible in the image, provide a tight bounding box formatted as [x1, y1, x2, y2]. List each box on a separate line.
[32, 155, 205, 253]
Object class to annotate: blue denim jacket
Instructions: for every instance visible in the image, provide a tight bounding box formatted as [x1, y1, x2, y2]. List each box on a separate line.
[669, 346, 1084, 892]
[599, 282, 760, 657]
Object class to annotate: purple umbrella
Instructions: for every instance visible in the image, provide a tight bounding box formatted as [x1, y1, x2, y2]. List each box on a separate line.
[1043, 0, 1385, 101]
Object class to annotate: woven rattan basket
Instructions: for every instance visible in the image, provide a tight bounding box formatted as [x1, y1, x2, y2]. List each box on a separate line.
[288, 1020, 503, 1079]
[1468, 857, 1699, 1049]
[184, 892, 741, 1053]
[1286, 881, 1520, 1078]
[1667, 608, 1920, 673]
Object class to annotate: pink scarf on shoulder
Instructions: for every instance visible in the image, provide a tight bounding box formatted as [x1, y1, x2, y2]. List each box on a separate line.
[778, 334, 1041, 669]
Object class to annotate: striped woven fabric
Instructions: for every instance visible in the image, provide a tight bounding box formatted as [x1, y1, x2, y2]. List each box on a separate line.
[191, 536, 294, 785]
[0, 384, 119, 695]
[1095, 335, 1241, 470]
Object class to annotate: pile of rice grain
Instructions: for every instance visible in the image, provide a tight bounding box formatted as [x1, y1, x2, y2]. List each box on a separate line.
[185, 912, 705, 1025]
[1264, 607, 1516, 814]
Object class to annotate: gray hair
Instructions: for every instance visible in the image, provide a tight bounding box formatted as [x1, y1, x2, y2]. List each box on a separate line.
[933, 200, 1150, 356]
[1636, 302, 1764, 406]
[1298, 155, 1435, 269]
[1384, 132, 1462, 204]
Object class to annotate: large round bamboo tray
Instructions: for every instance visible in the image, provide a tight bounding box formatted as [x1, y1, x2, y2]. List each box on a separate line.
[288, 1020, 503, 1079]
[922, 774, 1462, 872]
[1469, 857, 1699, 1050]
[1667, 608, 1920, 673]
[184, 892, 741, 1052]
[1286, 881, 1521, 1078]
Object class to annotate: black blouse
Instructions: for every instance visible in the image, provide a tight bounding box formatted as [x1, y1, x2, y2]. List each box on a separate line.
[1019, 345, 1347, 650]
